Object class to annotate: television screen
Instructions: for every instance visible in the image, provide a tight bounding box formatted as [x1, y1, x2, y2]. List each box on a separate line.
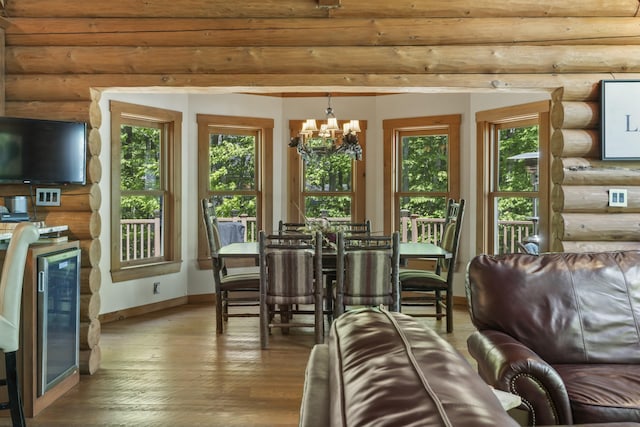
[0, 117, 87, 184]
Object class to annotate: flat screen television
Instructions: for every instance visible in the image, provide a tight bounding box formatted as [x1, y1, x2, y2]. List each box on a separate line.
[0, 116, 87, 185]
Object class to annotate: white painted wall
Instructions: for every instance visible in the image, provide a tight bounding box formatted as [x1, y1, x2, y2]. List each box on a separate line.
[97, 90, 549, 315]
[98, 92, 191, 314]
[186, 94, 284, 296]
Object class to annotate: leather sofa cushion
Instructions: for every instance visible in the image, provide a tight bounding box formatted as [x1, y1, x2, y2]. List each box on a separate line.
[328, 308, 519, 427]
[299, 344, 330, 427]
[556, 364, 640, 423]
[467, 251, 640, 364]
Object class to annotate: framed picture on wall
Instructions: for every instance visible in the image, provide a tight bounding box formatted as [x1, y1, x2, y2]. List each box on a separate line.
[601, 80, 640, 160]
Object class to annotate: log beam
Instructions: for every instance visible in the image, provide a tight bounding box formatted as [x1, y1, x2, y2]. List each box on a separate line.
[552, 157, 640, 185]
[8, 18, 640, 47]
[6, 0, 640, 19]
[551, 101, 599, 130]
[45, 211, 101, 240]
[552, 185, 640, 212]
[553, 212, 640, 241]
[80, 265, 101, 294]
[80, 293, 101, 322]
[551, 129, 600, 158]
[551, 240, 640, 252]
[79, 345, 100, 375]
[8, 46, 640, 76]
[79, 319, 101, 351]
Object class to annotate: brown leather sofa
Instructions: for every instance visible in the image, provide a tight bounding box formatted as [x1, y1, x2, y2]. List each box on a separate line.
[299, 307, 523, 427]
[466, 251, 640, 426]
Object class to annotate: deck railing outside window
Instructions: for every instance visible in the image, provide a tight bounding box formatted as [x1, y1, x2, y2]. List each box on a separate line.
[120, 214, 536, 261]
[120, 217, 162, 261]
[400, 214, 535, 254]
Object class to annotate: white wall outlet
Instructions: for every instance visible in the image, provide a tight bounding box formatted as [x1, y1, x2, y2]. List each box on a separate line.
[35, 188, 61, 206]
[609, 189, 628, 207]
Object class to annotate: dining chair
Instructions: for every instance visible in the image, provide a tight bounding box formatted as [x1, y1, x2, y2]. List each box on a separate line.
[334, 231, 400, 318]
[0, 222, 40, 427]
[277, 220, 306, 234]
[323, 219, 372, 316]
[328, 219, 371, 235]
[399, 198, 465, 333]
[259, 230, 324, 349]
[201, 198, 260, 334]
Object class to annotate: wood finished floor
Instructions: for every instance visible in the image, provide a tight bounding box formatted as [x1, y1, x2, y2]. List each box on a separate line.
[3, 304, 478, 427]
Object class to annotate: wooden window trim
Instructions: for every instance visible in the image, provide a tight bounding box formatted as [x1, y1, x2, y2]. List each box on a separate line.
[110, 101, 183, 282]
[196, 114, 274, 269]
[382, 114, 461, 235]
[475, 100, 550, 254]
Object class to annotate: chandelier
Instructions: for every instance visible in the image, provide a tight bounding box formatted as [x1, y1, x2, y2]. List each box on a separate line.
[289, 95, 363, 162]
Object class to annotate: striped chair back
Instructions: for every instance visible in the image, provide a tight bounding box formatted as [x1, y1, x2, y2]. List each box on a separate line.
[343, 249, 392, 305]
[335, 231, 400, 317]
[258, 230, 324, 348]
[265, 248, 315, 305]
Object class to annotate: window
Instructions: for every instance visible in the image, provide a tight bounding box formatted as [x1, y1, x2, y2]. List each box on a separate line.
[383, 115, 461, 241]
[287, 119, 366, 222]
[110, 101, 182, 282]
[476, 101, 550, 255]
[197, 114, 273, 268]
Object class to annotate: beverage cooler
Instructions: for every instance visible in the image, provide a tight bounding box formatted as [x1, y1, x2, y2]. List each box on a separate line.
[36, 247, 81, 397]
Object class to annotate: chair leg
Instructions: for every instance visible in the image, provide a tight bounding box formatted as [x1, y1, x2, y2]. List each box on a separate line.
[435, 290, 443, 316]
[222, 290, 229, 322]
[446, 291, 453, 333]
[260, 299, 269, 349]
[5, 351, 26, 427]
[315, 299, 324, 345]
[280, 304, 291, 335]
[325, 277, 334, 324]
[216, 289, 224, 334]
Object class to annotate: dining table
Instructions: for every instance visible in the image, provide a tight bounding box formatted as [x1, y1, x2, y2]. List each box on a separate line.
[217, 240, 451, 261]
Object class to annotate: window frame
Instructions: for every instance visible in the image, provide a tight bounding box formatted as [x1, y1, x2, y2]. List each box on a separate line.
[110, 101, 183, 282]
[196, 114, 274, 269]
[287, 119, 367, 223]
[475, 101, 550, 255]
[382, 114, 461, 235]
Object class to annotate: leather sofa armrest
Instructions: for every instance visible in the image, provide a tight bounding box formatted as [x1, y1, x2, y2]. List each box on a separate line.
[299, 344, 330, 427]
[467, 330, 573, 426]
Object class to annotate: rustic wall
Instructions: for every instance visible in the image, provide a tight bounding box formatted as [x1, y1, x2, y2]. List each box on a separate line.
[2, 0, 640, 373]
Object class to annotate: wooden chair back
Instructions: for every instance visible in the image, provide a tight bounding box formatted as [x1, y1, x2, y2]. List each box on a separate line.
[201, 198, 226, 275]
[328, 219, 371, 235]
[437, 198, 465, 277]
[277, 220, 306, 234]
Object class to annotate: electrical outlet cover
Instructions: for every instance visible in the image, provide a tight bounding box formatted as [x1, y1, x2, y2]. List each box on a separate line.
[35, 188, 62, 206]
[609, 189, 627, 207]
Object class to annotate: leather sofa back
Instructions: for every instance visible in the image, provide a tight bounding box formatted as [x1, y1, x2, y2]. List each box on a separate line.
[328, 309, 518, 426]
[466, 251, 640, 364]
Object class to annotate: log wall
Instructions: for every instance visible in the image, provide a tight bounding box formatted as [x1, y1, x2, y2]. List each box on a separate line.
[2, 0, 640, 374]
[550, 92, 640, 251]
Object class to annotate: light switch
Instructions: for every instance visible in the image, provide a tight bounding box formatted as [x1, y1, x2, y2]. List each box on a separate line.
[609, 189, 628, 207]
